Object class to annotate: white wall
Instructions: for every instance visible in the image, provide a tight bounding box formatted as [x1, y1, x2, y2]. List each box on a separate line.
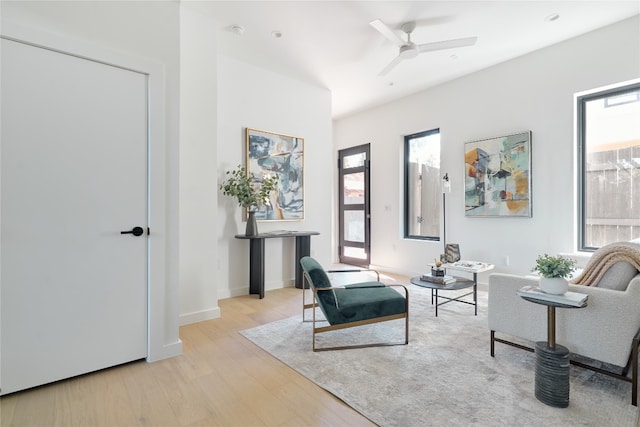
[334, 16, 640, 282]
[1, 1, 182, 360]
[179, 6, 220, 325]
[217, 55, 333, 298]
[1, 1, 332, 341]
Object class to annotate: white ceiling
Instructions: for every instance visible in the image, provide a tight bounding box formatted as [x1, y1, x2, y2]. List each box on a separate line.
[185, 1, 640, 119]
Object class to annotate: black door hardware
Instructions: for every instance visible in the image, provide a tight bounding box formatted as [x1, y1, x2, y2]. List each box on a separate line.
[120, 226, 144, 236]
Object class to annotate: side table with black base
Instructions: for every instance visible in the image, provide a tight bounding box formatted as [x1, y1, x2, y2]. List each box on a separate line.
[519, 295, 587, 408]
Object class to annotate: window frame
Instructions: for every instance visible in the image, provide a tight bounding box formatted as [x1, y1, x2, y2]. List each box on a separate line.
[403, 128, 441, 241]
[577, 80, 640, 251]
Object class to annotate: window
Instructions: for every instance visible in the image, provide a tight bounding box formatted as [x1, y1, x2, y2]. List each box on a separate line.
[404, 129, 441, 240]
[577, 81, 640, 250]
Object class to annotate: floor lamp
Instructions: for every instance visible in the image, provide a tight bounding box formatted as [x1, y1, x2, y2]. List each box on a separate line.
[442, 173, 451, 256]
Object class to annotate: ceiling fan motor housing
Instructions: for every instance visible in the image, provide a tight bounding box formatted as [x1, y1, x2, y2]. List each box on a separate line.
[400, 43, 419, 59]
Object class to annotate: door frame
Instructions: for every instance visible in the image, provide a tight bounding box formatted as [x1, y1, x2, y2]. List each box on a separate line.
[0, 22, 181, 365]
[338, 144, 371, 267]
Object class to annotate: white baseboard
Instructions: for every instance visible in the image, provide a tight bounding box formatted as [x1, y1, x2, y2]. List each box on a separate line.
[368, 263, 415, 277]
[179, 307, 221, 326]
[147, 339, 183, 362]
[220, 280, 296, 300]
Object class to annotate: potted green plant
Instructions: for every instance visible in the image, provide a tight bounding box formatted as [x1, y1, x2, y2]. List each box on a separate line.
[220, 165, 279, 236]
[532, 253, 576, 295]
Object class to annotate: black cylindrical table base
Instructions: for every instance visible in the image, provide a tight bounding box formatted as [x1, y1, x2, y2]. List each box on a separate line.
[535, 341, 570, 408]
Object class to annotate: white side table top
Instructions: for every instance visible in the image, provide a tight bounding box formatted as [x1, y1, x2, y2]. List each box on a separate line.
[445, 261, 494, 274]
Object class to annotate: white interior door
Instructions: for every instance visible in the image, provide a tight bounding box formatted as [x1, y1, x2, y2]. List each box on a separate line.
[1, 38, 148, 394]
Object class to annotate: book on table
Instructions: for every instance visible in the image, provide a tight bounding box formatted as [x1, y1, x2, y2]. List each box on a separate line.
[449, 261, 490, 271]
[420, 273, 456, 285]
[517, 285, 588, 307]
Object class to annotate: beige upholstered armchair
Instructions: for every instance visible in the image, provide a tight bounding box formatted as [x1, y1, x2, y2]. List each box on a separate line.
[488, 242, 640, 405]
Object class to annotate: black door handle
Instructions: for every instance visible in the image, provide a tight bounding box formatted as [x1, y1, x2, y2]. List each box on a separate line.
[121, 226, 144, 236]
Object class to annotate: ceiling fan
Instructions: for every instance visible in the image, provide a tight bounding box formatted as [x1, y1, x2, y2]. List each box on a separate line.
[370, 19, 478, 76]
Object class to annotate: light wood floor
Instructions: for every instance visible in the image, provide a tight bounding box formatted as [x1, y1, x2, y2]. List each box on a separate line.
[1, 287, 376, 427]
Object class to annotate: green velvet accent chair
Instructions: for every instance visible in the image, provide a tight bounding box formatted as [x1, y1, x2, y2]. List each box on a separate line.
[300, 256, 409, 351]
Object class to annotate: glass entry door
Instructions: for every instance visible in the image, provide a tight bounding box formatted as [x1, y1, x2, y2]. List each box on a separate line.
[338, 144, 370, 266]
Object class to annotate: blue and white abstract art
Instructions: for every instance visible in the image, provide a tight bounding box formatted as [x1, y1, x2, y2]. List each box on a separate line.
[246, 128, 304, 220]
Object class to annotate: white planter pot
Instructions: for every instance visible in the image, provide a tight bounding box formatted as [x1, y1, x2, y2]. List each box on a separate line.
[539, 277, 568, 295]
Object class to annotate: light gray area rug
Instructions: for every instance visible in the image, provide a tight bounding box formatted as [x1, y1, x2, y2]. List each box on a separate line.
[241, 285, 639, 426]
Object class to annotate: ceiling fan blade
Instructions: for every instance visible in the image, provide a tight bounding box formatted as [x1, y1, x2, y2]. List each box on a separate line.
[370, 19, 405, 47]
[418, 36, 478, 53]
[379, 55, 404, 76]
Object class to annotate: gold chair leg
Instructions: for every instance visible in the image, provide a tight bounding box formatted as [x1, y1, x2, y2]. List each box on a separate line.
[312, 312, 409, 351]
[301, 268, 410, 352]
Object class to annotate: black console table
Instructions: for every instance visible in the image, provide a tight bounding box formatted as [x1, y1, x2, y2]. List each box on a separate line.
[235, 231, 320, 299]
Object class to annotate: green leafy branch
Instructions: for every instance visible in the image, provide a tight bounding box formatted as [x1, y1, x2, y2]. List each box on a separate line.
[220, 165, 279, 210]
[532, 254, 576, 278]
